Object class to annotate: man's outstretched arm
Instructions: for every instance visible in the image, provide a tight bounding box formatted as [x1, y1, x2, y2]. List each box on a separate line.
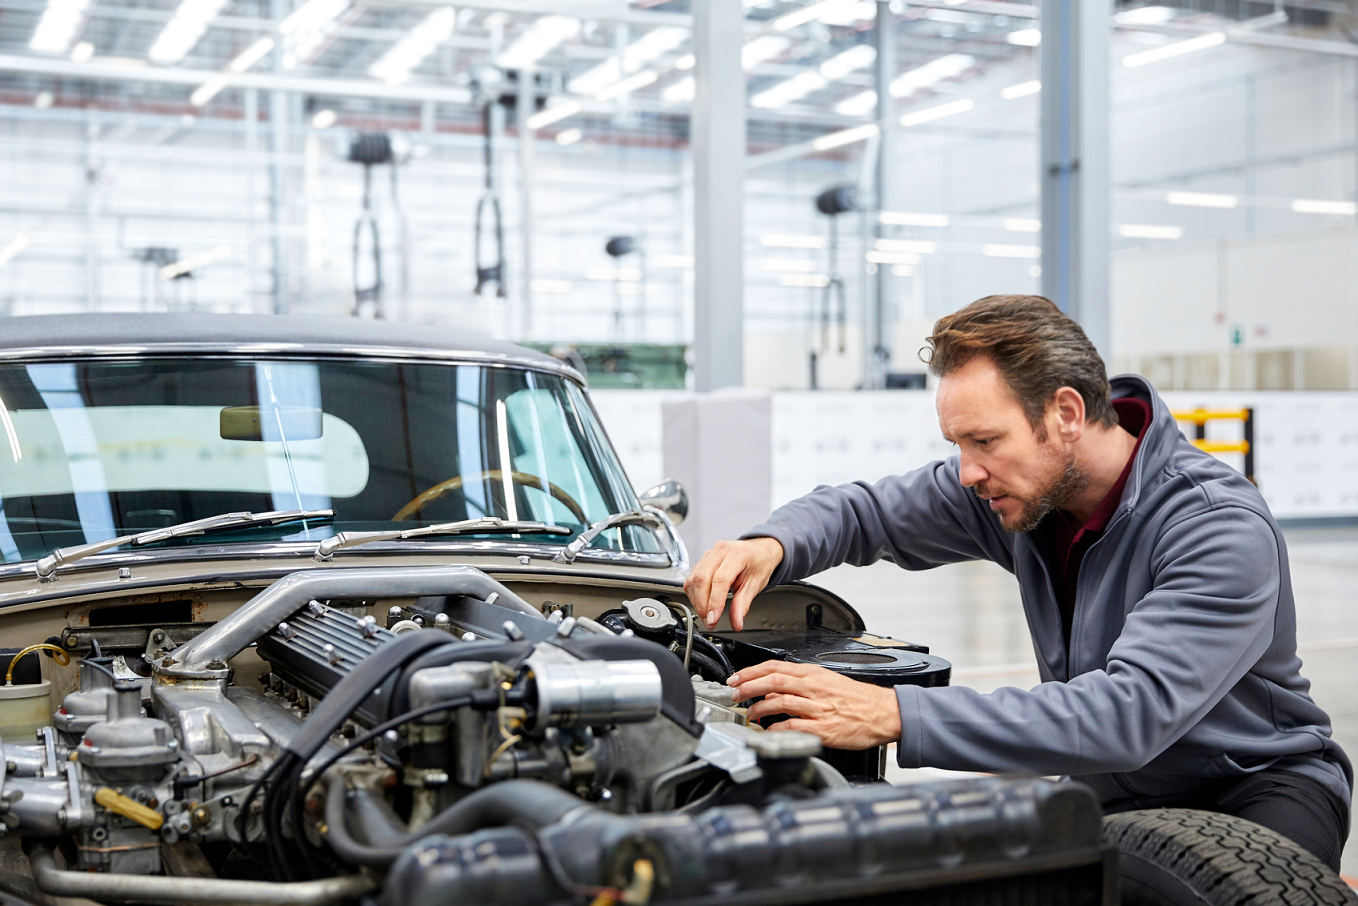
[683, 538, 785, 630]
[685, 460, 1011, 631]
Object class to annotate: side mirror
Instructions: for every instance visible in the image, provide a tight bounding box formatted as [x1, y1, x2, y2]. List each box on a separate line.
[638, 478, 688, 526]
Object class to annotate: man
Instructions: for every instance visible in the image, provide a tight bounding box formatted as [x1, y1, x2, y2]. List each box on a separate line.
[684, 295, 1351, 870]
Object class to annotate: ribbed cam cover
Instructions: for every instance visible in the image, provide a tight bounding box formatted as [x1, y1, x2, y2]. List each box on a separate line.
[255, 602, 399, 722]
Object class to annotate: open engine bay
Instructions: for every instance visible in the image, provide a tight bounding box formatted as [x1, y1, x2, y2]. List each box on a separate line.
[0, 565, 1113, 906]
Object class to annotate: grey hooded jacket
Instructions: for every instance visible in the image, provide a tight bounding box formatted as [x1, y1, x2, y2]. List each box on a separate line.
[743, 375, 1351, 807]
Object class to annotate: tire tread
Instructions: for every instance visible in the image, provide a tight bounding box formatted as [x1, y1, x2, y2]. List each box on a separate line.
[1104, 808, 1357, 906]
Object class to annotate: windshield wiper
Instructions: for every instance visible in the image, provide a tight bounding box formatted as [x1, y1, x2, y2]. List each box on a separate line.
[312, 517, 572, 561]
[554, 509, 681, 565]
[35, 509, 335, 581]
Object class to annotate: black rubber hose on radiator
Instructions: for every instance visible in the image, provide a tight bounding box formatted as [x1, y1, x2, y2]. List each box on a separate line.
[323, 779, 594, 867]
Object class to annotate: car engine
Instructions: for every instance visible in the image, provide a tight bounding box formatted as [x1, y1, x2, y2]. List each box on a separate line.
[0, 565, 1112, 906]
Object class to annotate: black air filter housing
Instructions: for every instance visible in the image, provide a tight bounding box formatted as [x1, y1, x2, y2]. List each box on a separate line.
[714, 628, 951, 783]
[716, 628, 950, 688]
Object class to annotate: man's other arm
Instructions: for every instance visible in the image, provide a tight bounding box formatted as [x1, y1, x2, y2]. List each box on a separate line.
[687, 458, 1010, 629]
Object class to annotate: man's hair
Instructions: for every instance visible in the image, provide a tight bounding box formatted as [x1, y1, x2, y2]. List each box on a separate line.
[922, 295, 1117, 431]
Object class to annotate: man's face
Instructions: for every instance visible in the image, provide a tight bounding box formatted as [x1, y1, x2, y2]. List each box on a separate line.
[936, 357, 1086, 532]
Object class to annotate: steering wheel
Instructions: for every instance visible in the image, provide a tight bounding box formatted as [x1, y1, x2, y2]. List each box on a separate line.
[393, 470, 589, 524]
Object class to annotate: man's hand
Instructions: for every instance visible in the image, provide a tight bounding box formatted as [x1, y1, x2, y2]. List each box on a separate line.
[683, 537, 784, 631]
[729, 661, 901, 750]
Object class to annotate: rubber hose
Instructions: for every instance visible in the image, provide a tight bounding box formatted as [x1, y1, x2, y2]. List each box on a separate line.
[325, 779, 593, 866]
[687, 650, 728, 684]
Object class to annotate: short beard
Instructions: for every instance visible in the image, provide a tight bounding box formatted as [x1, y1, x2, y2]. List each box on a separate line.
[980, 452, 1090, 534]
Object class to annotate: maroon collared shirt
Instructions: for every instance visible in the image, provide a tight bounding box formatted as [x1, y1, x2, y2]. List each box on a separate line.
[1042, 398, 1151, 647]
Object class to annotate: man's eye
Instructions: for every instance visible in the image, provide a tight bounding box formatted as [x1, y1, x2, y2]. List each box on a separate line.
[975, 438, 993, 448]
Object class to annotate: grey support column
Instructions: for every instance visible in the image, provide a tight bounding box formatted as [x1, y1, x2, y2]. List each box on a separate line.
[517, 65, 534, 339]
[268, 0, 289, 315]
[691, 0, 746, 391]
[1039, 0, 1110, 356]
[870, 0, 896, 390]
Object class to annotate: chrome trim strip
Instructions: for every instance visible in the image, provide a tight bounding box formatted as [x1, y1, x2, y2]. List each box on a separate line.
[0, 344, 586, 386]
[0, 559, 685, 613]
[0, 540, 673, 584]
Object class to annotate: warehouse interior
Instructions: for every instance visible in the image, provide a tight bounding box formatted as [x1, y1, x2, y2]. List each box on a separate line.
[1, 0, 1356, 885]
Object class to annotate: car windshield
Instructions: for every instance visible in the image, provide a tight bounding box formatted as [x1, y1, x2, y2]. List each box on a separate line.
[0, 358, 657, 562]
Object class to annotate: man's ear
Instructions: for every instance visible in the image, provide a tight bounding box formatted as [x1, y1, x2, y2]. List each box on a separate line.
[1050, 387, 1086, 442]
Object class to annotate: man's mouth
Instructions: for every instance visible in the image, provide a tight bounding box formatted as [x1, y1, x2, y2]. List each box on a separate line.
[985, 495, 1008, 510]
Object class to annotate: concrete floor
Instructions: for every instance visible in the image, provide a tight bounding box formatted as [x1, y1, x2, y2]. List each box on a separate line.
[808, 526, 1358, 879]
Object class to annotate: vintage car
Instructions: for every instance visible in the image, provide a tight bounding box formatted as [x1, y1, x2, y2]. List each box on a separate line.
[0, 314, 1340, 906]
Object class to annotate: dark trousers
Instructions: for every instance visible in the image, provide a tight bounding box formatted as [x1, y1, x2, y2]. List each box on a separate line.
[1109, 768, 1351, 872]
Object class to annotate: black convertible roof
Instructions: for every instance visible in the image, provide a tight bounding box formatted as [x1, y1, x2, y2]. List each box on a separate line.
[0, 313, 561, 368]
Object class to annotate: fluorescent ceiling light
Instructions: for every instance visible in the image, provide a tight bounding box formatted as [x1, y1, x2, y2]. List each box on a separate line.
[1119, 224, 1183, 239]
[555, 128, 582, 146]
[497, 14, 579, 70]
[1114, 5, 1176, 25]
[1004, 218, 1041, 232]
[751, 45, 875, 110]
[280, 0, 348, 36]
[742, 35, 791, 70]
[1007, 28, 1041, 46]
[190, 75, 229, 106]
[773, 0, 855, 32]
[570, 59, 621, 96]
[866, 250, 920, 265]
[530, 279, 572, 294]
[1166, 191, 1237, 208]
[526, 99, 581, 130]
[570, 27, 688, 97]
[835, 90, 877, 117]
[654, 254, 694, 268]
[1291, 199, 1357, 215]
[662, 76, 694, 104]
[812, 122, 879, 151]
[751, 70, 827, 109]
[148, 0, 230, 62]
[159, 244, 231, 280]
[278, 0, 351, 69]
[70, 40, 94, 61]
[1123, 31, 1225, 68]
[622, 26, 688, 71]
[1001, 80, 1040, 100]
[880, 211, 949, 227]
[818, 0, 876, 26]
[674, 53, 695, 70]
[229, 36, 275, 73]
[29, 0, 90, 54]
[596, 69, 657, 101]
[891, 54, 974, 98]
[759, 258, 817, 273]
[369, 7, 455, 85]
[0, 236, 30, 267]
[899, 97, 974, 127]
[585, 267, 642, 281]
[820, 43, 875, 79]
[761, 234, 825, 249]
[875, 239, 936, 254]
[983, 244, 1041, 258]
[311, 108, 337, 128]
[779, 274, 831, 288]
[892, 264, 915, 277]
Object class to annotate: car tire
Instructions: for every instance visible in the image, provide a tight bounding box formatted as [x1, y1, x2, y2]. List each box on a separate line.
[1104, 808, 1357, 906]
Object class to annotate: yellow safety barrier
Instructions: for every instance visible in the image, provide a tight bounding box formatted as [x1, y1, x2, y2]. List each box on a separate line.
[1171, 408, 1255, 484]
[1170, 408, 1250, 425]
[1192, 440, 1250, 455]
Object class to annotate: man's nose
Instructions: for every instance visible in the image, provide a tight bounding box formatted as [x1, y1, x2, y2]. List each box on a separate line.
[958, 454, 987, 488]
